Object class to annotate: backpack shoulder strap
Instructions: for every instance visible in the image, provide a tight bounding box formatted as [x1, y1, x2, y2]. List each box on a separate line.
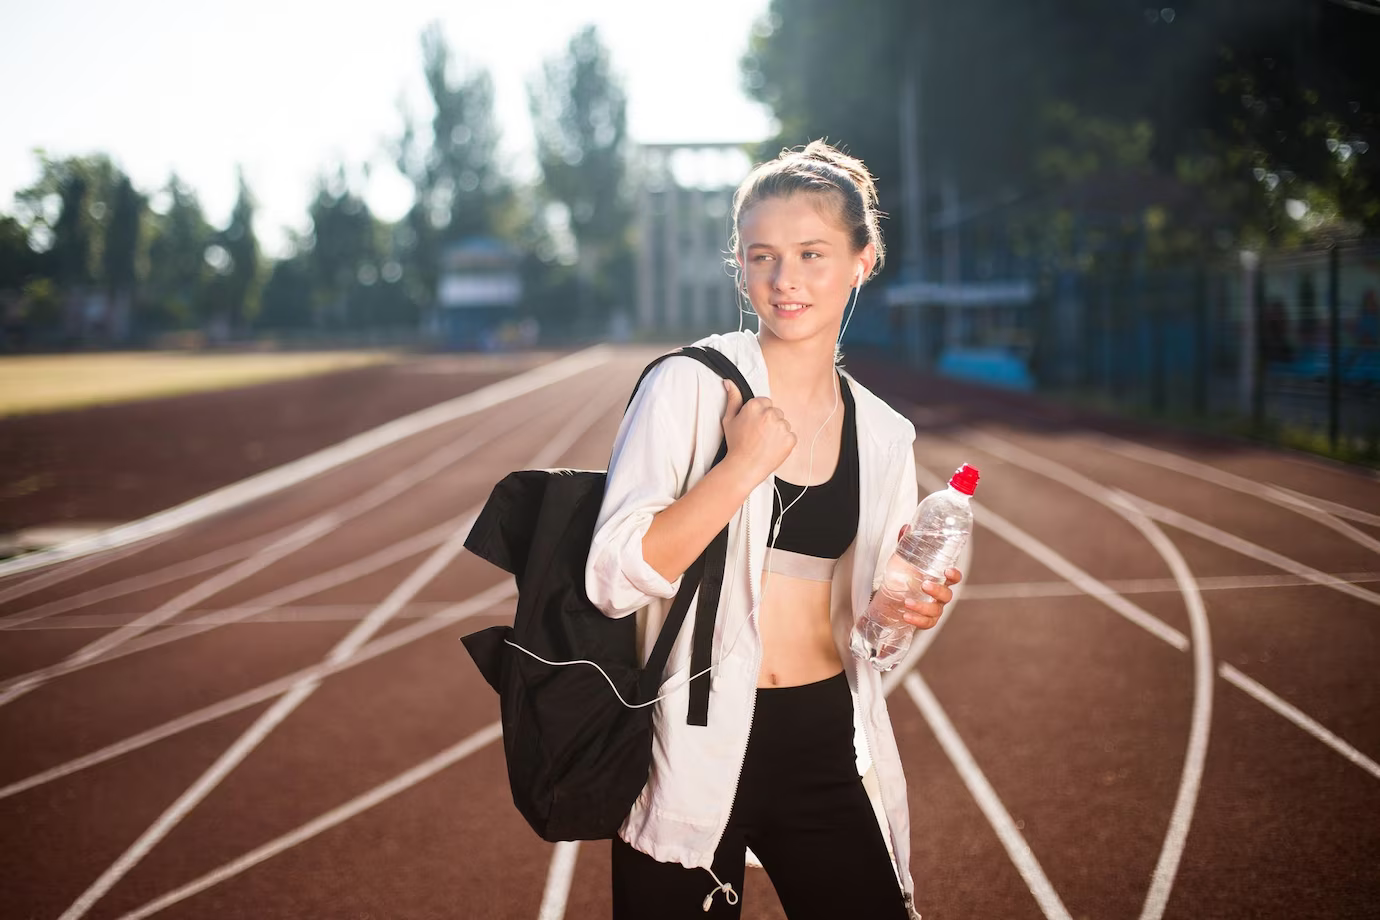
[624, 345, 755, 416]
[627, 345, 752, 727]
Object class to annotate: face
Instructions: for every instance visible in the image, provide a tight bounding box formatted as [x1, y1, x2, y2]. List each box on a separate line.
[736, 193, 874, 349]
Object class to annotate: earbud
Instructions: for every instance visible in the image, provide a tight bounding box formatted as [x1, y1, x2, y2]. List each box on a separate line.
[854, 269, 864, 288]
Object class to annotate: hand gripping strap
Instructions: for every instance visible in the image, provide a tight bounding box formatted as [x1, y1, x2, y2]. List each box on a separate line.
[625, 347, 753, 726]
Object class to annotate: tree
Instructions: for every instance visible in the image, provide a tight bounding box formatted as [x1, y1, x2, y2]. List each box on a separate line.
[0, 214, 43, 294]
[528, 24, 633, 332]
[256, 253, 314, 330]
[12, 153, 144, 339]
[102, 174, 144, 338]
[743, 0, 1380, 250]
[303, 167, 379, 328]
[14, 153, 126, 289]
[204, 168, 262, 335]
[143, 174, 215, 330]
[394, 22, 511, 316]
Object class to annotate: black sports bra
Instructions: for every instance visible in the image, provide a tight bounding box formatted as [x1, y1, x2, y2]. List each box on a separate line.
[765, 375, 859, 581]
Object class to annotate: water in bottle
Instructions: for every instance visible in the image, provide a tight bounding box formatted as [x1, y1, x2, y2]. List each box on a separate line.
[850, 463, 980, 671]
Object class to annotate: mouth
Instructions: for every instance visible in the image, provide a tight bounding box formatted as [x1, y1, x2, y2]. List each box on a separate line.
[771, 301, 810, 319]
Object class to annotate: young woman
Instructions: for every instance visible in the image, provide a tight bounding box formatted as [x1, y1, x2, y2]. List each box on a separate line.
[585, 141, 961, 920]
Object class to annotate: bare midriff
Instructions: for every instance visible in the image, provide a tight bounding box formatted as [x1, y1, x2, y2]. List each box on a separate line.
[753, 374, 848, 688]
[756, 570, 842, 687]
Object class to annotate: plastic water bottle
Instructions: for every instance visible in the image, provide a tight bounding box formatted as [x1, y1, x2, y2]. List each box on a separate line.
[850, 463, 980, 671]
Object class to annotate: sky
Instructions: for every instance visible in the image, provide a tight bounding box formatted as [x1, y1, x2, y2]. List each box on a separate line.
[0, 0, 775, 256]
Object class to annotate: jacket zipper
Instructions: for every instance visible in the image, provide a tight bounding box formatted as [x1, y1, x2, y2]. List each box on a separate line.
[709, 487, 761, 860]
[863, 443, 918, 906]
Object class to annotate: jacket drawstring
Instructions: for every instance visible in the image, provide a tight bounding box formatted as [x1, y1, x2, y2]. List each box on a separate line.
[701, 867, 739, 912]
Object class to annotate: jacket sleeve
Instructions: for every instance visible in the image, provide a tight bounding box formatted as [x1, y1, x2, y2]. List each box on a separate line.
[873, 426, 919, 592]
[585, 358, 708, 618]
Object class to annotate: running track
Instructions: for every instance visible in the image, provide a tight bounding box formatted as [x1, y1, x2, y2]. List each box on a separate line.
[1, 346, 1376, 920]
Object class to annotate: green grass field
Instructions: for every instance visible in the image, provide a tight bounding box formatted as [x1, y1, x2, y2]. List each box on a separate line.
[0, 351, 399, 417]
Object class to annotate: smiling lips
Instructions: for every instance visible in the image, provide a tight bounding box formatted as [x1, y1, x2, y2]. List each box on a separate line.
[773, 302, 810, 317]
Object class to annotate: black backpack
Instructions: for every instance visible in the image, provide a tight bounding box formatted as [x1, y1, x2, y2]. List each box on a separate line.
[461, 345, 753, 842]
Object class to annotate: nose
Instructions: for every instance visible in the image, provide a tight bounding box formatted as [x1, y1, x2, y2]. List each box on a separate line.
[771, 259, 799, 292]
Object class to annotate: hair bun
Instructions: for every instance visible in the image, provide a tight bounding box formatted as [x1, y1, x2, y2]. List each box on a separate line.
[798, 140, 879, 209]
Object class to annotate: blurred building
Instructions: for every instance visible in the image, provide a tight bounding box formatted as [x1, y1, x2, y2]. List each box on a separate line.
[633, 143, 753, 337]
[436, 237, 522, 349]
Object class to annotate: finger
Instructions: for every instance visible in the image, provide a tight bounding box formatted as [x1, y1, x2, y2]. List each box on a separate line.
[897, 523, 910, 543]
[903, 609, 940, 630]
[722, 379, 743, 418]
[944, 567, 964, 586]
[920, 580, 952, 605]
[904, 597, 943, 615]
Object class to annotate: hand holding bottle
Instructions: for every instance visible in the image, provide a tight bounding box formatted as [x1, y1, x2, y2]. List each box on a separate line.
[871, 524, 961, 629]
[851, 463, 979, 671]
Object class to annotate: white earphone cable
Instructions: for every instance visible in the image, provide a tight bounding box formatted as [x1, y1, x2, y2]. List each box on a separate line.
[838, 281, 861, 346]
[501, 639, 713, 709]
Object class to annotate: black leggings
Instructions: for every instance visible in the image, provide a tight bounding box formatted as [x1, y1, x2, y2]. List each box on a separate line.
[612, 672, 910, 919]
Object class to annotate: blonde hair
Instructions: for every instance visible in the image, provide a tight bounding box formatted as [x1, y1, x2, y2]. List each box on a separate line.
[729, 140, 886, 281]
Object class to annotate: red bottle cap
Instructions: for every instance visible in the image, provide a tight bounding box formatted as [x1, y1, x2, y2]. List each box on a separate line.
[948, 463, 980, 496]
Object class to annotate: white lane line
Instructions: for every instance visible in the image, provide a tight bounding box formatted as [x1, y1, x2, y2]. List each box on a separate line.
[0, 529, 283, 629]
[4, 601, 465, 630]
[960, 571, 1380, 601]
[538, 842, 582, 920]
[525, 382, 625, 469]
[925, 424, 1380, 783]
[115, 721, 504, 920]
[0, 383, 565, 706]
[0, 346, 612, 579]
[1271, 485, 1380, 528]
[1123, 494, 1380, 608]
[1105, 492, 1213, 920]
[0, 406, 508, 631]
[949, 429, 1214, 920]
[954, 509, 1380, 785]
[1219, 664, 1380, 781]
[8, 516, 458, 683]
[0, 537, 173, 605]
[1086, 434, 1380, 551]
[58, 384, 623, 920]
[904, 673, 1074, 920]
[0, 519, 336, 707]
[0, 581, 515, 801]
[56, 516, 479, 920]
[946, 492, 1190, 652]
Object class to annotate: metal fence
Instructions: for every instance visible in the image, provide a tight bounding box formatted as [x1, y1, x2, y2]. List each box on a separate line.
[1026, 239, 1380, 454]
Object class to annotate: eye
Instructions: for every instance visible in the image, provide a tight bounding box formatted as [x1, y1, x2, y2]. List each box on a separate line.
[802, 251, 822, 260]
[751, 253, 774, 263]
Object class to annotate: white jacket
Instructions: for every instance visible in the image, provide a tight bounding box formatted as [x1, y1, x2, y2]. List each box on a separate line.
[585, 330, 921, 905]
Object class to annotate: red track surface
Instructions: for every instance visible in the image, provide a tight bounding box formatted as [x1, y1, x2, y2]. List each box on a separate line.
[1, 347, 1377, 920]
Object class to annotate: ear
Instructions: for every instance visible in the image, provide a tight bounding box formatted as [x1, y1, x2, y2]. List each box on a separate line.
[855, 242, 877, 288]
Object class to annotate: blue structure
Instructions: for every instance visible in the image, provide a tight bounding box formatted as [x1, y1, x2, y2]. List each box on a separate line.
[436, 238, 523, 349]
